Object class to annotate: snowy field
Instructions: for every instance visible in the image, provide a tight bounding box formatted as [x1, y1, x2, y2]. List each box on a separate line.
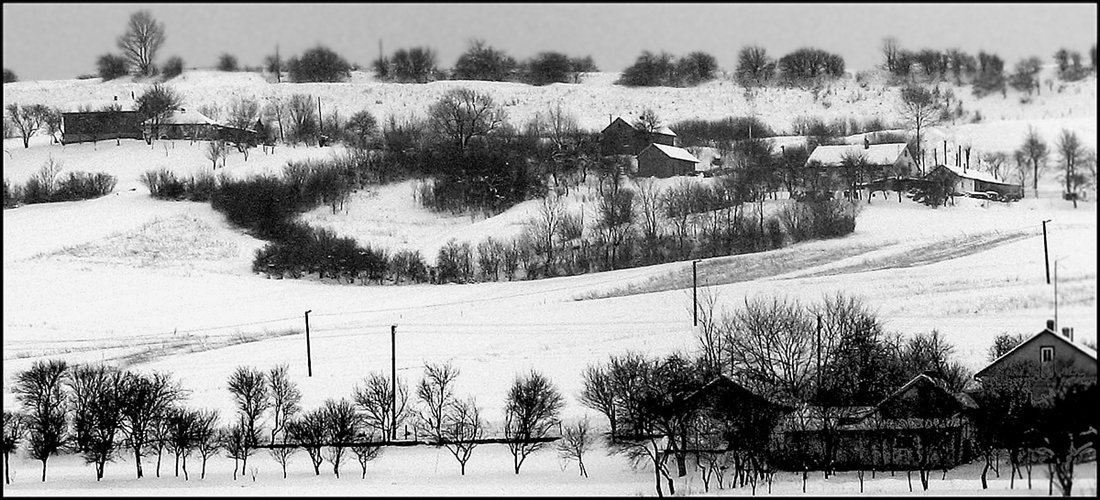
[2, 71, 1097, 495]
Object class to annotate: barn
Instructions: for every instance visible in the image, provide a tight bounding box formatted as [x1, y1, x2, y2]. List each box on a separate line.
[599, 117, 680, 155]
[143, 108, 218, 141]
[600, 117, 642, 155]
[636, 143, 699, 178]
[925, 164, 1024, 200]
[61, 110, 144, 144]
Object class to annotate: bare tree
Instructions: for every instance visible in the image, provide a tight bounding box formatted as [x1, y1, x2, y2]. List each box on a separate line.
[556, 417, 594, 477]
[344, 110, 379, 150]
[528, 195, 565, 275]
[192, 409, 220, 480]
[286, 94, 317, 145]
[1016, 126, 1049, 197]
[635, 178, 664, 260]
[661, 180, 695, 258]
[119, 371, 181, 479]
[350, 428, 384, 479]
[417, 362, 460, 439]
[426, 87, 506, 150]
[220, 419, 249, 480]
[67, 364, 128, 481]
[597, 186, 636, 269]
[2, 411, 27, 485]
[544, 102, 579, 150]
[117, 10, 165, 76]
[227, 96, 260, 130]
[267, 365, 301, 446]
[736, 45, 776, 86]
[135, 83, 182, 143]
[881, 37, 901, 74]
[353, 372, 410, 440]
[322, 398, 359, 478]
[288, 408, 326, 475]
[226, 366, 270, 478]
[898, 84, 942, 174]
[6, 103, 48, 149]
[166, 408, 201, 480]
[504, 371, 564, 474]
[634, 108, 661, 133]
[13, 360, 69, 482]
[1056, 129, 1087, 207]
[40, 107, 62, 144]
[441, 397, 484, 476]
[205, 140, 227, 170]
[579, 364, 618, 439]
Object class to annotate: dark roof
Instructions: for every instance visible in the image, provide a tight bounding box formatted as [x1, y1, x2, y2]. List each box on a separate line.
[685, 375, 794, 411]
[600, 117, 636, 134]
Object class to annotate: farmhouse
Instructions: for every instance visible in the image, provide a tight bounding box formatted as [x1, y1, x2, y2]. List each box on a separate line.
[599, 116, 679, 156]
[636, 143, 699, 178]
[805, 142, 917, 180]
[143, 107, 218, 141]
[925, 164, 1024, 200]
[774, 372, 976, 470]
[61, 110, 144, 144]
[973, 320, 1097, 399]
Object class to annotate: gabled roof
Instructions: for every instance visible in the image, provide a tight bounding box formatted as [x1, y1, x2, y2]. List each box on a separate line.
[807, 143, 908, 167]
[875, 372, 977, 412]
[600, 117, 636, 133]
[932, 164, 1014, 186]
[642, 143, 699, 163]
[974, 327, 1098, 378]
[144, 108, 218, 126]
[653, 125, 677, 137]
[685, 375, 794, 410]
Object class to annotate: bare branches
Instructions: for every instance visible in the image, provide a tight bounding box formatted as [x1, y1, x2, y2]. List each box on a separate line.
[116, 10, 165, 76]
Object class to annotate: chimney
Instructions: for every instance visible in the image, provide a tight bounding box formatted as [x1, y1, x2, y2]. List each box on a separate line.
[1061, 327, 1074, 341]
[1045, 319, 1055, 332]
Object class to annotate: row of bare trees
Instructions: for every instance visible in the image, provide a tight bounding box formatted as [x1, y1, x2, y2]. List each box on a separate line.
[4, 359, 579, 483]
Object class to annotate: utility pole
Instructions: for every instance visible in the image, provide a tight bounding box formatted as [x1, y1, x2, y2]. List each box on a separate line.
[304, 310, 313, 377]
[692, 260, 701, 327]
[391, 324, 397, 441]
[1042, 219, 1052, 284]
[1053, 260, 1060, 331]
[815, 314, 822, 399]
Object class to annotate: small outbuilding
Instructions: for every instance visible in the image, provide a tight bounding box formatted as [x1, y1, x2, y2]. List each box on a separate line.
[924, 164, 1024, 200]
[599, 116, 680, 156]
[636, 143, 700, 178]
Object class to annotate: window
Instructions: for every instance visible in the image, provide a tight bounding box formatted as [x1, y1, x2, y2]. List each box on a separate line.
[1040, 346, 1055, 364]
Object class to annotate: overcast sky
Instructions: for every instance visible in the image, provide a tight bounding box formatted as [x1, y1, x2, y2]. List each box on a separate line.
[3, 3, 1097, 81]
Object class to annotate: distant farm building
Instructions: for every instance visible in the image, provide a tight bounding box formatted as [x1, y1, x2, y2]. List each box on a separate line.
[600, 117, 678, 156]
[636, 143, 699, 178]
[925, 164, 1024, 200]
[61, 110, 144, 144]
[806, 142, 917, 180]
[144, 108, 218, 141]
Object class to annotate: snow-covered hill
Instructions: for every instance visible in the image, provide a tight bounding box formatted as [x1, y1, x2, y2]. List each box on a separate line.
[2, 70, 1096, 496]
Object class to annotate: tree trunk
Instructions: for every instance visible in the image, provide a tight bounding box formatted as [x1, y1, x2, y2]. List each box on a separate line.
[4, 451, 9, 485]
[460, 461, 466, 476]
[40, 459, 47, 482]
[579, 459, 587, 478]
[134, 448, 144, 478]
[201, 457, 207, 480]
[653, 458, 664, 497]
[981, 459, 989, 489]
[182, 456, 189, 481]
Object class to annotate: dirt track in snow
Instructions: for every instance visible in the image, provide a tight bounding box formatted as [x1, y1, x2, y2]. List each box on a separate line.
[577, 227, 1039, 301]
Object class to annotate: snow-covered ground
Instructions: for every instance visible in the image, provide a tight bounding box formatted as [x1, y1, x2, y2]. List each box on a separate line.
[2, 71, 1096, 495]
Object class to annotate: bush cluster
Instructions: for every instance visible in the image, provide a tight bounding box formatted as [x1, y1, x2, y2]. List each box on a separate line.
[140, 169, 217, 201]
[618, 50, 719, 87]
[287, 45, 351, 83]
[671, 116, 776, 148]
[6, 161, 116, 206]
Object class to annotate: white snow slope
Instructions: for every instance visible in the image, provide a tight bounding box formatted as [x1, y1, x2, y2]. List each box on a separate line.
[2, 70, 1096, 496]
